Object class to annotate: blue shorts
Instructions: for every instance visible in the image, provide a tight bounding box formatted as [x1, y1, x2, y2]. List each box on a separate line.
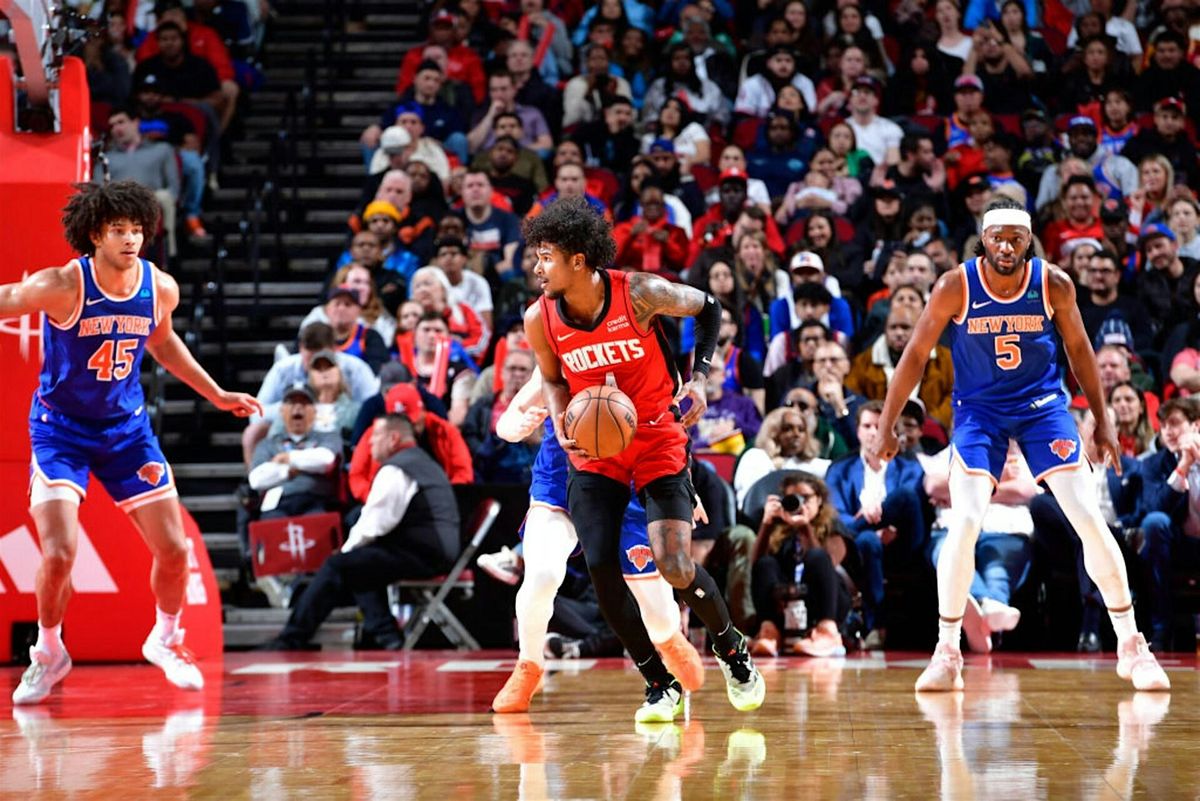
[951, 397, 1083, 482]
[29, 397, 177, 511]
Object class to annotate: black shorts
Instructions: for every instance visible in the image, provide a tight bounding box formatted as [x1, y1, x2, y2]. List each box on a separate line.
[567, 466, 697, 528]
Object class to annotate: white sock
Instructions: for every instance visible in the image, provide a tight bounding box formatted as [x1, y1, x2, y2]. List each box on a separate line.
[1109, 607, 1138, 642]
[938, 618, 962, 649]
[35, 623, 64, 658]
[155, 607, 181, 641]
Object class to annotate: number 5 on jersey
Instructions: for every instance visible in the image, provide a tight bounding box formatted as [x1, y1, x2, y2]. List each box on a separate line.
[88, 339, 138, 381]
[994, 334, 1022, 370]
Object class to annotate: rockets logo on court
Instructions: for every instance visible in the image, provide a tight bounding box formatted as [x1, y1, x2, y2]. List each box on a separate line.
[1049, 439, 1077, 461]
[137, 461, 166, 486]
[625, 544, 654, 571]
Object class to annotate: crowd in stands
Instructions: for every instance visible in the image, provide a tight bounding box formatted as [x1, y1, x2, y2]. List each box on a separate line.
[78, 0, 267, 257]
[79, 0, 1200, 655]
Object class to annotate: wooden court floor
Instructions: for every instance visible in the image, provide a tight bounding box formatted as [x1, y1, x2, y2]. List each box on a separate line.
[1, 651, 1197, 800]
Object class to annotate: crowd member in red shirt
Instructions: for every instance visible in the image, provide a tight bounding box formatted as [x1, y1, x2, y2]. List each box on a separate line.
[689, 168, 785, 264]
[395, 9, 486, 104]
[612, 181, 689, 279]
[1042, 174, 1106, 261]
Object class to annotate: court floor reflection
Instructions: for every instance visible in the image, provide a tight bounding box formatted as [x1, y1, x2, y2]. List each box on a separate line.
[0, 652, 1195, 799]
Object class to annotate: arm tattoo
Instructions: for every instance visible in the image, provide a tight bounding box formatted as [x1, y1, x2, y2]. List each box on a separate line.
[628, 272, 706, 327]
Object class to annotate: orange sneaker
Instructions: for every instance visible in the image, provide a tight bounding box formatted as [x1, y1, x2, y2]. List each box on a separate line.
[492, 659, 544, 713]
[185, 216, 208, 238]
[659, 631, 705, 692]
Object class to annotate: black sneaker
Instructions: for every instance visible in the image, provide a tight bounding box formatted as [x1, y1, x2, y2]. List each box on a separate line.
[713, 632, 765, 711]
[544, 633, 582, 659]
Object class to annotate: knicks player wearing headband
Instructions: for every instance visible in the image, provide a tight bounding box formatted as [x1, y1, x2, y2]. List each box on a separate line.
[873, 198, 1169, 692]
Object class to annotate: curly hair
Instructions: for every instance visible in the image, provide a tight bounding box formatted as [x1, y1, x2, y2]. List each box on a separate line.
[755, 406, 819, 462]
[522, 196, 616, 270]
[62, 180, 160, 255]
[752, 473, 840, 562]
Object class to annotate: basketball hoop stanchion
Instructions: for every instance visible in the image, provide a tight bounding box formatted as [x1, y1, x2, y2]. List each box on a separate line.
[0, 52, 222, 662]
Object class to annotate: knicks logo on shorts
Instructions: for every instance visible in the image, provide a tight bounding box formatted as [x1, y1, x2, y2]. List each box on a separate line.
[625, 544, 654, 571]
[1049, 439, 1077, 461]
[137, 461, 166, 486]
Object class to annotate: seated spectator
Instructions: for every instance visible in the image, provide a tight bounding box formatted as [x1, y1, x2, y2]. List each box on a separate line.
[130, 73, 207, 239]
[1042, 175, 1106, 262]
[263, 414, 459, 651]
[639, 96, 711, 173]
[470, 112, 550, 193]
[303, 263, 398, 348]
[643, 139, 706, 219]
[363, 126, 410, 181]
[368, 105, 451, 184]
[689, 358, 763, 453]
[781, 385, 851, 461]
[562, 45, 633, 129]
[768, 252, 855, 344]
[349, 383, 474, 502]
[735, 45, 816, 120]
[690, 173, 786, 268]
[97, 106, 181, 252]
[135, 0, 238, 131]
[434, 237, 494, 332]
[350, 361, 448, 447]
[1036, 116, 1138, 212]
[458, 171, 523, 284]
[1071, 341, 1161, 421]
[360, 58, 468, 165]
[395, 9, 485, 104]
[323, 285, 390, 374]
[1134, 30, 1199, 113]
[845, 77, 903, 167]
[242, 323, 380, 465]
[1123, 97, 1200, 190]
[527, 162, 612, 222]
[750, 473, 852, 657]
[847, 305, 955, 429]
[467, 69, 554, 157]
[397, 308, 477, 424]
[248, 384, 342, 519]
[1168, 195, 1200, 261]
[764, 291, 832, 380]
[82, 17, 131, 107]
[641, 42, 729, 128]
[516, 0, 575, 83]
[573, 96, 641, 174]
[1137, 223, 1200, 342]
[1032, 408, 1142, 652]
[777, 148, 863, 225]
[815, 43, 868, 120]
[1110, 381, 1157, 457]
[351, 197, 424, 287]
[705, 145, 773, 212]
[611, 182, 689, 279]
[131, 23, 222, 144]
[746, 107, 821, 199]
[461, 348, 540, 483]
[1135, 397, 1200, 650]
[1078, 249, 1152, 348]
[267, 351, 362, 447]
[825, 401, 927, 649]
[924, 441, 1036, 652]
[734, 406, 832, 505]
[335, 231, 404, 315]
[479, 136, 539, 216]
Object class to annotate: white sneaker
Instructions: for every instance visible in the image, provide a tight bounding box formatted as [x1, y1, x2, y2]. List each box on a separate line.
[12, 647, 72, 705]
[980, 598, 1021, 632]
[634, 680, 684, 723]
[962, 596, 992, 654]
[477, 546, 523, 586]
[143, 629, 204, 691]
[1116, 634, 1170, 691]
[713, 633, 766, 712]
[915, 642, 965, 692]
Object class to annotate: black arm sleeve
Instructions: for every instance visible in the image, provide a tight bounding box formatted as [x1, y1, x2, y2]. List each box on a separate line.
[691, 293, 721, 378]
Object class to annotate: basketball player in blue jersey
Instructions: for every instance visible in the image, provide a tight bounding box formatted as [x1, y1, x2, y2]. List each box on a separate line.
[10, 181, 261, 705]
[489, 366, 704, 723]
[873, 197, 1170, 692]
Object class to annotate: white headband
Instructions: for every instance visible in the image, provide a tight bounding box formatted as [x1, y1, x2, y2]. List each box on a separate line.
[982, 208, 1032, 231]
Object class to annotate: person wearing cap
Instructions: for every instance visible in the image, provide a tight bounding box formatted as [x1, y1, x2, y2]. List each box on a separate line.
[1122, 95, 1200, 188]
[871, 195, 1170, 692]
[943, 75, 986, 151]
[135, 0, 238, 131]
[323, 284, 390, 374]
[349, 381, 474, 504]
[1016, 107, 1063, 192]
[733, 45, 817, 121]
[1035, 114, 1138, 211]
[265, 413, 460, 651]
[361, 59, 467, 160]
[366, 125, 413, 176]
[612, 181, 690, 279]
[1042, 174, 1106, 261]
[1137, 222, 1200, 335]
[303, 262, 398, 351]
[247, 382, 342, 521]
[390, 103, 452, 183]
[767, 252, 854, 348]
[394, 9, 485, 103]
[99, 106, 182, 252]
[640, 96, 712, 175]
[643, 136, 707, 218]
[357, 197, 423, 288]
[846, 76, 903, 166]
[689, 168, 786, 263]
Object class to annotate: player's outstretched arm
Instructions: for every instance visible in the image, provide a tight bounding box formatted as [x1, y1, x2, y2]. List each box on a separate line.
[524, 302, 587, 456]
[1048, 265, 1122, 472]
[628, 272, 718, 427]
[875, 268, 964, 462]
[0, 265, 82, 324]
[144, 270, 262, 418]
[496, 366, 548, 443]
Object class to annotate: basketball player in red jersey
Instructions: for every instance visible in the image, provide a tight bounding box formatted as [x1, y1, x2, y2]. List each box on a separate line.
[524, 197, 765, 711]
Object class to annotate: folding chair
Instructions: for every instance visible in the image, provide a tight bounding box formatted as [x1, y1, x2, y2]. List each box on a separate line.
[391, 497, 501, 650]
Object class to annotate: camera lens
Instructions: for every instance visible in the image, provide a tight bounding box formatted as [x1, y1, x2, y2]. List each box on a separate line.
[781, 494, 801, 512]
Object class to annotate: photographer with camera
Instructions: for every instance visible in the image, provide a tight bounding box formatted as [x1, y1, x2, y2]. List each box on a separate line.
[749, 473, 852, 658]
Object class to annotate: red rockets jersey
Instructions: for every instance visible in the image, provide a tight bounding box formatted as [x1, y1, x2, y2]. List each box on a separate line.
[539, 269, 679, 424]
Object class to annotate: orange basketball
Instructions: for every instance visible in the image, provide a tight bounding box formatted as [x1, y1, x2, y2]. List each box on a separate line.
[563, 385, 638, 459]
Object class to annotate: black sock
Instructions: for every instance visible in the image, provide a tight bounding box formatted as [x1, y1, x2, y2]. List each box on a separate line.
[635, 652, 674, 687]
[683, 564, 740, 653]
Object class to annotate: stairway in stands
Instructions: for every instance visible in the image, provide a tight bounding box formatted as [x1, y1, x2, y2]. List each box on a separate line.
[160, 1, 421, 639]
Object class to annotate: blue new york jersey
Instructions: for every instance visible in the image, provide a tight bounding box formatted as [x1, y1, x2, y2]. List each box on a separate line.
[37, 256, 158, 421]
[949, 257, 1060, 413]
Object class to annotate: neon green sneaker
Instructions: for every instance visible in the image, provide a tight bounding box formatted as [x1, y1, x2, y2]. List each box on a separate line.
[634, 680, 684, 723]
[713, 633, 766, 712]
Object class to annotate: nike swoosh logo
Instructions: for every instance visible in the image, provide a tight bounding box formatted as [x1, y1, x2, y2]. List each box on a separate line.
[557, 332, 576, 342]
[85, 298, 105, 306]
[971, 301, 992, 310]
